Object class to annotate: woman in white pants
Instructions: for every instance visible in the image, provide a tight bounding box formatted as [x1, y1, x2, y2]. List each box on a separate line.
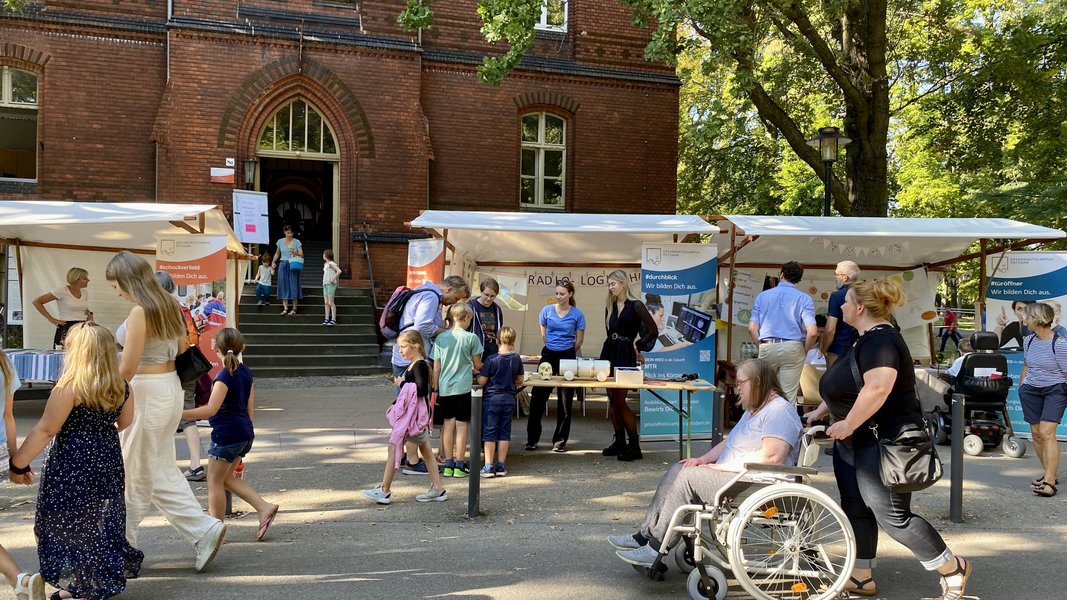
[107, 251, 226, 572]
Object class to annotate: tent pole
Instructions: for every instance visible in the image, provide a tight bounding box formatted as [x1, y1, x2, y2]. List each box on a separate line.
[1, 243, 7, 347]
[978, 240, 988, 330]
[232, 257, 240, 328]
[14, 242, 23, 347]
[725, 223, 737, 365]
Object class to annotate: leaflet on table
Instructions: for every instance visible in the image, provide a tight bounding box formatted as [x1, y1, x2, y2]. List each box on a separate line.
[640, 243, 717, 439]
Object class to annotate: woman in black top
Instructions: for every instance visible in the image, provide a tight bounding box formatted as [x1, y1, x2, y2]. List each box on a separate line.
[806, 279, 971, 600]
[600, 271, 658, 461]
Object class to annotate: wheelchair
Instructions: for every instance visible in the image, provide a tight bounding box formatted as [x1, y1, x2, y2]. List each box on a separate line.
[930, 331, 1025, 458]
[639, 427, 856, 600]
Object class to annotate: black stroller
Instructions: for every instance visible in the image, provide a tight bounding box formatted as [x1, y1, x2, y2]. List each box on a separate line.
[931, 331, 1026, 458]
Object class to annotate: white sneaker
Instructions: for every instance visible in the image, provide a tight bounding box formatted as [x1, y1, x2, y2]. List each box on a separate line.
[608, 533, 643, 550]
[415, 485, 448, 502]
[194, 520, 227, 572]
[616, 543, 661, 567]
[361, 485, 391, 505]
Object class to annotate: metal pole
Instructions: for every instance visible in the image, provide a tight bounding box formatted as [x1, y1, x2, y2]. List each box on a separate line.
[468, 388, 482, 518]
[822, 160, 833, 217]
[950, 392, 965, 523]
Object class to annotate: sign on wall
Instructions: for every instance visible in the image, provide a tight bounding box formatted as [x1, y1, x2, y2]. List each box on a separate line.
[640, 243, 718, 439]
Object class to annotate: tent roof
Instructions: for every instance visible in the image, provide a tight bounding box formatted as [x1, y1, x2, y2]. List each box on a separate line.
[409, 211, 717, 264]
[0, 201, 249, 257]
[718, 215, 1065, 269]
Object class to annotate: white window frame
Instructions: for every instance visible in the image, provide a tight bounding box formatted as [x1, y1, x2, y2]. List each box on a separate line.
[256, 98, 340, 161]
[519, 112, 567, 211]
[0, 66, 39, 182]
[535, 0, 567, 32]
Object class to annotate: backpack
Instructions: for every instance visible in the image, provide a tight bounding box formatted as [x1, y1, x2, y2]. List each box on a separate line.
[379, 286, 441, 339]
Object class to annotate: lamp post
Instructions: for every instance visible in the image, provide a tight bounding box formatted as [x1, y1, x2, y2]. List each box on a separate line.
[806, 126, 850, 216]
[242, 158, 258, 191]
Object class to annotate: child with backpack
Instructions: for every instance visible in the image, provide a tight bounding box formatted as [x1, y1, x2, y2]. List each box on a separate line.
[182, 328, 280, 541]
[476, 326, 524, 477]
[431, 303, 483, 477]
[362, 330, 448, 504]
[322, 249, 342, 326]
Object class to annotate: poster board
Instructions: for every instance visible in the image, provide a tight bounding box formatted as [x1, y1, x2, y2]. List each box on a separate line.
[157, 235, 229, 378]
[232, 190, 269, 245]
[640, 243, 717, 439]
[406, 239, 445, 288]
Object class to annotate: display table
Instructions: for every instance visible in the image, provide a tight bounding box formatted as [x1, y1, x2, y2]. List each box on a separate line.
[522, 375, 715, 459]
[7, 349, 64, 383]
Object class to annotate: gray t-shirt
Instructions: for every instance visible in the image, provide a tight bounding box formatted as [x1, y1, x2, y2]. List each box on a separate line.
[718, 396, 803, 467]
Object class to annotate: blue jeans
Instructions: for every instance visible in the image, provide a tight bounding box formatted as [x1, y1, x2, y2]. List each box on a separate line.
[833, 442, 952, 570]
[208, 439, 253, 463]
[256, 284, 271, 303]
[483, 403, 514, 442]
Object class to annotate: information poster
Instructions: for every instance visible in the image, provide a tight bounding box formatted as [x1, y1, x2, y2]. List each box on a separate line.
[157, 235, 228, 378]
[640, 243, 717, 439]
[892, 268, 938, 330]
[406, 239, 445, 288]
[985, 251, 1067, 440]
[232, 190, 269, 244]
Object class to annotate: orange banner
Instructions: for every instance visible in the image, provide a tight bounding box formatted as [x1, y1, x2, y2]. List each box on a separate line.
[406, 239, 445, 288]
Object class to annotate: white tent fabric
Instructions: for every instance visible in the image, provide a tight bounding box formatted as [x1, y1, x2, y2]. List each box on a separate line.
[409, 211, 717, 264]
[0, 201, 247, 350]
[720, 215, 1065, 268]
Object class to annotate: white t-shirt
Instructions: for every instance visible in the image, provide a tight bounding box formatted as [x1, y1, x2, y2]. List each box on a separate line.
[322, 260, 340, 286]
[718, 396, 804, 467]
[51, 285, 89, 321]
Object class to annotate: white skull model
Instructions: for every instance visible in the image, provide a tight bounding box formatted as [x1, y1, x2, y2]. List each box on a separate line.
[538, 362, 554, 380]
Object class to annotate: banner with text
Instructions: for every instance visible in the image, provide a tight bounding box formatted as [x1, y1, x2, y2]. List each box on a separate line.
[406, 239, 445, 288]
[157, 235, 228, 378]
[640, 243, 718, 439]
[984, 251, 1067, 439]
[232, 190, 270, 244]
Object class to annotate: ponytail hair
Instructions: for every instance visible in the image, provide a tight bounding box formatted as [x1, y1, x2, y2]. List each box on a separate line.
[558, 279, 576, 307]
[214, 328, 246, 375]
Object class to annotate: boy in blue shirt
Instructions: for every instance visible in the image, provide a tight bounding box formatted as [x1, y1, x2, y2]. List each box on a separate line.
[477, 326, 525, 477]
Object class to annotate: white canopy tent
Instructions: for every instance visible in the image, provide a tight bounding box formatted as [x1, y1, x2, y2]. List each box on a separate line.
[0, 201, 250, 349]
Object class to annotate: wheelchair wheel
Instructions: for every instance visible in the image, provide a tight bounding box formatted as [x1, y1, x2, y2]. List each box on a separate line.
[687, 566, 728, 600]
[1003, 435, 1026, 458]
[929, 410, 949, 445]
[963, 434, 984, 456]
[673, 541, 698, 574]
[726, 483, 855, 600]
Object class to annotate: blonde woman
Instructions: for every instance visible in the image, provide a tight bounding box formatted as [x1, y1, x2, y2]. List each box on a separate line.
[1020, 302, 1067, 497]
[106, 251, 226, 572]
[32, 266, 92, 349]
[599, 270, 657, 461]
[11, 323, 143, 599]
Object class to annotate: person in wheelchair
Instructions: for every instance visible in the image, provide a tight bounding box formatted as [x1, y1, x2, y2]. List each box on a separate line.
[608, 358, 802, 567]
[804, 279, 971, 599]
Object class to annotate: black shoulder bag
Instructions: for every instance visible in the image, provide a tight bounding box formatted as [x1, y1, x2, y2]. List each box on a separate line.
[176, 345, 212, 384]
[849, 348, 943, 493]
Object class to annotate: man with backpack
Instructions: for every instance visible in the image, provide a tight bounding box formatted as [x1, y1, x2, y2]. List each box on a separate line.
[387, 275, 470, 474]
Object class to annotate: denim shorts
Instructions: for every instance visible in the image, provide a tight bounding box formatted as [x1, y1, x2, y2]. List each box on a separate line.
[483, 404, 514, 442]
[209, 439, 253, 463]
[1019, 382, 1067, 424]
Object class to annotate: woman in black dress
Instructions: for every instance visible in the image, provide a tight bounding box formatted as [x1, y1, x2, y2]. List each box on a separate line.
[599, 270, 657, 461]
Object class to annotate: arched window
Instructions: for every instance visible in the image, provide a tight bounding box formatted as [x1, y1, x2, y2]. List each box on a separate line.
[0, 67, 38, 180]
[257, 99, 338, 159]
[536, 0, 567, 31]
[520, 112, 566, 209]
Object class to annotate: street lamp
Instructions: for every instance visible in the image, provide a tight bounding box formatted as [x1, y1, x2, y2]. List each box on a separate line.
[806, 126, 850, 216]
[242, 158, 258, 191]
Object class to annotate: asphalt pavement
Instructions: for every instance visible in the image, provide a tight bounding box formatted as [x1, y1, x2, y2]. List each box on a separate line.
[3, 375, 1064, 599]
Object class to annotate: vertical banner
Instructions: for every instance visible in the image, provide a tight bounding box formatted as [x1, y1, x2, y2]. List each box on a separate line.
[232, 190, 270, 244]
[157, 235, 229, 378]
[985, 251, 1067, 440]
[406, 239, 445, 288]
[640, 243, 718, 439]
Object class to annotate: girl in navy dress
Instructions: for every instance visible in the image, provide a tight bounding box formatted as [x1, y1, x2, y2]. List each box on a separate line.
[11, 323, 143, 600]
[182, 328, 280, 541]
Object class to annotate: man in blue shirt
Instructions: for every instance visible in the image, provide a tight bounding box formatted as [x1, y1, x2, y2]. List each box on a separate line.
[821, 260, 860, 365]
[746, 261, 818, 404]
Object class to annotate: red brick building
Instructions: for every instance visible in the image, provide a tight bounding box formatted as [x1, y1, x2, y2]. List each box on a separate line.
[0, 1, 679, 289]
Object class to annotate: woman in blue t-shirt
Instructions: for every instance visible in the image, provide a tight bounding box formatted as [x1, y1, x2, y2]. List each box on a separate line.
[526, 280, 585, 453]
[182, 328, 280, 542]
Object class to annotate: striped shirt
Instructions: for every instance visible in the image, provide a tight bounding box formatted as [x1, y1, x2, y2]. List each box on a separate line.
[1023, 334, 1067, 387]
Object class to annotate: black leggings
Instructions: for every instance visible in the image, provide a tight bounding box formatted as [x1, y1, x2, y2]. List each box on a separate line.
[527, 346, 576, 446]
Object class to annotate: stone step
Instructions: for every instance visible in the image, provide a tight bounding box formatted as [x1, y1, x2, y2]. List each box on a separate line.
[239, 323, 379, 338]
[239, 284, 372, 298]
[238, 295, 373, 309]
[238, 311, 375, 325]
[244, 352, 379, 367]
[252, 364, 388, 378]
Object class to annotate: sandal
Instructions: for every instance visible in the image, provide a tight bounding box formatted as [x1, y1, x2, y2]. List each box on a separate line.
[1032, 476, 1058, 488]
[280, 309, 290, 315]
[1035, 481, 1058, 497]
[256, 504, 279, 541]
[13, 573, 44, 600]
[938, 556, 971, 600]
[844, 576, 878, 597]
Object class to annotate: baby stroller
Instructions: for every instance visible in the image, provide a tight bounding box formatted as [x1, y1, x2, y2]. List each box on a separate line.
[641, 427, 855, 600]
[931, 331, 1025, 458]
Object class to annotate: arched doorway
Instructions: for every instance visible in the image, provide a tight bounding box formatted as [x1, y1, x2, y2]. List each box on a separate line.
[254, 98, 340, 252]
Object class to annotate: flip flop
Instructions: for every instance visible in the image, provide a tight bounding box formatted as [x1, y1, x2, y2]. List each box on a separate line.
[845, 576, 878, 597]
[256, 505, 279, 541]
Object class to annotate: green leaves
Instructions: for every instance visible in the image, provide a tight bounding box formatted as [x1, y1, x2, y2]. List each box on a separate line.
[397, 0, 435, 32]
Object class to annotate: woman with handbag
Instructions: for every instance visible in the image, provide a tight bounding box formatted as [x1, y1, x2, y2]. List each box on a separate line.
[804, 279, 971, 599]
[1019, 302, 1067, 497]
[599, 270, 657, 461]
[271, 224, 304, 316]
[107, 251, 226, 573]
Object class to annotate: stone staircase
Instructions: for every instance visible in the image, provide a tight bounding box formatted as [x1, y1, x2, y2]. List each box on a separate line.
[237, 254, 385, 377]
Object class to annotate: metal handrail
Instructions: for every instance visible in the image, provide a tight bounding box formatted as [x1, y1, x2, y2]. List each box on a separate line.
[356, 221, 383, 310]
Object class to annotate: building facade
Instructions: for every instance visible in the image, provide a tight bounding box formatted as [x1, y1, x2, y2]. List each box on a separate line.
[0, 1, 679, 290]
